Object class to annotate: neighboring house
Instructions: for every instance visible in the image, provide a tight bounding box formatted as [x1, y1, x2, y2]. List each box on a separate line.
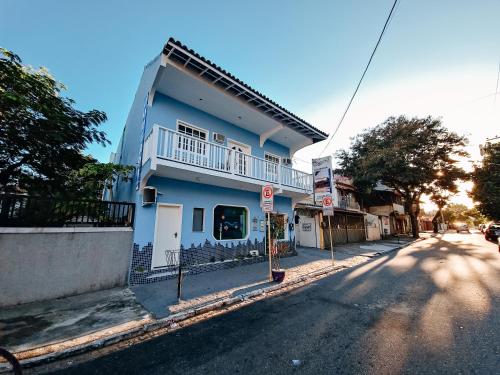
[295, 175, 365, 248]
[112, 38, 327, 284]
[418, 216, 434, 232]
[364, 182, 411, 236]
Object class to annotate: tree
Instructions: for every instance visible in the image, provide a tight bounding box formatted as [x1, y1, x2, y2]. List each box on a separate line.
[470, 141, 500, 220]
[430, 190, 452, 232]
[337, 116, 468, 238]
[0, 48, 108, 195]
[442, 203, 488, 227]
[68, 163, 134, 200]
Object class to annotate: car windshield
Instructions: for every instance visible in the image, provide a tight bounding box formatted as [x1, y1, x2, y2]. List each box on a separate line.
[489, 224, 500, 230]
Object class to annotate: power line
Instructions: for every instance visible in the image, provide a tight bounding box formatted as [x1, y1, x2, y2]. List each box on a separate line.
[320, 0, 399, 156]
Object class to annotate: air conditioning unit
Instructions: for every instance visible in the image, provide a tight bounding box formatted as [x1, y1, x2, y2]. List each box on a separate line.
[282, 158, 292, 166]
[213, 133, 226, 144]
[142, 186, 157, 206]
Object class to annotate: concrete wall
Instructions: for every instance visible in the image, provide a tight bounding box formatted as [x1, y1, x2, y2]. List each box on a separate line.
[365, 213, 381, 241]
[0, 227, 133, 307]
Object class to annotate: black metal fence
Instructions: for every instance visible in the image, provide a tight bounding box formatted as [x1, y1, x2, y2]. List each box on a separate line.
[0, 194, 135, 227]
[164, 239, 296, 300]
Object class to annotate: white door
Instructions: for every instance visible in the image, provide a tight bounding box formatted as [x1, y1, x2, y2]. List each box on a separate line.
[152, 205, 182, 269]
[264, 153, 280, 183]
[227, 140, 251, 176]
[297, 216, 317, 248]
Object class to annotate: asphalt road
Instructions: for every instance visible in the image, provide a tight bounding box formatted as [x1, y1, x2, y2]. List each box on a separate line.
[48, 232, 500, 375]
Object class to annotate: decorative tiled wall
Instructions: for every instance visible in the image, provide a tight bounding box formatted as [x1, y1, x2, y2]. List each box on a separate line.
[128, 237, 296, 285]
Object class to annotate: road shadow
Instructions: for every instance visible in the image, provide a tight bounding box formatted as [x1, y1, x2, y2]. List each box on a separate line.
[50, 234, 500, 375]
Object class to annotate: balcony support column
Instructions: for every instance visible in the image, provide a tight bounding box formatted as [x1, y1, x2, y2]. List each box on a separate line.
[150, 125, 159, 171]
[259, 124, 283, 147]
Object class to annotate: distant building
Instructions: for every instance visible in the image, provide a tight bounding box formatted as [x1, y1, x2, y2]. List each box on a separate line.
[364, 182, 411, 236]
[295, 175, 365, 248]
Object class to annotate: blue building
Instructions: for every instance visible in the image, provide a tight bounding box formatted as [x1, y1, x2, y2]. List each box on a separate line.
[112, 38, 327, 284]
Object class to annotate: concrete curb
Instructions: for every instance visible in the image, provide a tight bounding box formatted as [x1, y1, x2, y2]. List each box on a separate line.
[12, 265, 347, 370]
[11, 237, 423, 370]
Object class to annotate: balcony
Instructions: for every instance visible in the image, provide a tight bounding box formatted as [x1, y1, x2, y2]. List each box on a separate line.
[338, 196, 361, 211]
[368, 203, 406, 217]
[141, 125, 313, 198]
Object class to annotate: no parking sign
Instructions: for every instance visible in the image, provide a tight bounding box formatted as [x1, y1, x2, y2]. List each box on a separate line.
[322, 194, 334, 216]
[261, 185, 274, 213]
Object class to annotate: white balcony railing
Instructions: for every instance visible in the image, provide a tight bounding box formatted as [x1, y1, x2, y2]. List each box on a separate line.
[144, 126, 313, 193]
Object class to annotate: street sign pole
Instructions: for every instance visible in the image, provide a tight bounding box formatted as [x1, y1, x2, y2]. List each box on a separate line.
[328, 215, 334, 266]
[261, 184, 274, 282]
[321, 194, 335, 267]
[267, 212, 272, 281]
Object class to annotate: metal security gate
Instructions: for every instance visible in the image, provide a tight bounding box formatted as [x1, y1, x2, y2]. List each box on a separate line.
[323, 213, 366, 248]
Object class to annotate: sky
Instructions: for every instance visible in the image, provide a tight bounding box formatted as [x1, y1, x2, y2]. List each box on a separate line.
[1, 0, 499, 210]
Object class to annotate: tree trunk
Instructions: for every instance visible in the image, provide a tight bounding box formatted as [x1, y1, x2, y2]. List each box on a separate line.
[404, 198, 420, 238]
[409, 213, 419, 238]
[432, 209, 441, 233]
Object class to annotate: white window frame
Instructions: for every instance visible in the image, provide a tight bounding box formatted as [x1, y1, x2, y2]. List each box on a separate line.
[211, 204, 250, 242]
[264, 152, 280, 182]
[264, 152, 280, 164]
[176, 119, 208, 140]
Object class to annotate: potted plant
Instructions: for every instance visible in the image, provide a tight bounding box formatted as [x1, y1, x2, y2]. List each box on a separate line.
[270, 215, 286, 282]
[271, 250, 285, 282]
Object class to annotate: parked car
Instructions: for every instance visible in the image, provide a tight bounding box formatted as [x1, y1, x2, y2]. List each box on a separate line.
[455, 223, 470, 233]
[484, 223, 500, 242]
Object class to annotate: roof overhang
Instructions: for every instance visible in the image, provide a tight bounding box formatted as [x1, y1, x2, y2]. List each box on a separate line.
[149, 38, 327, 153]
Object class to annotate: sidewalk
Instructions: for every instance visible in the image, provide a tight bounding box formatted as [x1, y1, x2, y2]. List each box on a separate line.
[132, 238, 414, 318]
[0, 288, 151, 354]
[0, 236, 420, 367]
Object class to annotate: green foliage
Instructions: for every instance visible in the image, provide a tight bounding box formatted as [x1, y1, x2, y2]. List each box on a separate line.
[0, 48, 109, 195]
[270, 214, 285, 240]
[68, 162, 134, 200]
[470, 142, 500, 221]
[442, 203, 489, 226]
[337, 115, 469, 237]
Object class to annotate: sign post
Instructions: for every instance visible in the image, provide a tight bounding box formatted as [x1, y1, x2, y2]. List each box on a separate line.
[261, 185, 274, 281]
[322, 194, 335, 266]
[312, 156, 333, 205]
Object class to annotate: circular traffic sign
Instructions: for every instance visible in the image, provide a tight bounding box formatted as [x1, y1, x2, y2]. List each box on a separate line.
[322, 196, 332, 206]
[263, 186, 273, 199]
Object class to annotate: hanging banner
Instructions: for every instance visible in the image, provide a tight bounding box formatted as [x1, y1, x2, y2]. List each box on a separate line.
[322, 194, 334, 216]
[261, 184, 274, 213]
[312, 156, 333, 204]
